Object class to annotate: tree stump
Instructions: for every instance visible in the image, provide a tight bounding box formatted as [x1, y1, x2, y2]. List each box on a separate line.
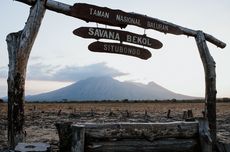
[71, 125, 85, 152]
[55, 122, 73, 152]
[167, 109, 171, 118]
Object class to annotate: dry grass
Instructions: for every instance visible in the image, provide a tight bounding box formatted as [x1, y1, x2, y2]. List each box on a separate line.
[0, 102, 230, 150]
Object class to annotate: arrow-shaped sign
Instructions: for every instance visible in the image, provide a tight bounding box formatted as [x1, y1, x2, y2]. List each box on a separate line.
[71, 3, 183, 35]
[74, 27, 163, 49]
[88, 41, 152, 60]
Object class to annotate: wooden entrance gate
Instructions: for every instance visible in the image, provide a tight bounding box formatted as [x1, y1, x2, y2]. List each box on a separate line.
[6, 0, 226, 151]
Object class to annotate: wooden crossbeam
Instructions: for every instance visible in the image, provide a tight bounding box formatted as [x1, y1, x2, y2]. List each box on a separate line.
[15, 0, 226, 48]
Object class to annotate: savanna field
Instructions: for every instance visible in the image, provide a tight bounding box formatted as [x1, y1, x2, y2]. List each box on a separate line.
[0, 101, 230, 151]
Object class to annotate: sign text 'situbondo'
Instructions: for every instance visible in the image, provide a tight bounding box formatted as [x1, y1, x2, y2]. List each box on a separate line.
[88, 41, 152, 60]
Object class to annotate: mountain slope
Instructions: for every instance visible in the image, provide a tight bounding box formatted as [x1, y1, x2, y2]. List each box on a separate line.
[26, 76, 195, 101]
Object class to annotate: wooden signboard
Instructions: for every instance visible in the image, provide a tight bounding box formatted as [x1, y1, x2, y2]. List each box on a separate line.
[73, 27, 163, 49]
[88, 41, 152, 60]
[70, 3, 183, 35]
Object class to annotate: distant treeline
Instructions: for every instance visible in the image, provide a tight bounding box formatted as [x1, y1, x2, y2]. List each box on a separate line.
[1, 98, 230, 104]
[22, 98, 230, 103]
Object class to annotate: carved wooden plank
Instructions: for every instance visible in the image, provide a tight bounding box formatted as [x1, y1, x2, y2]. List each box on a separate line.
[6, 0, 46, 148]
[88, 41, 152, 60]
[73, 27, 163, 49]
[15, 0, 226, 48]
[70, 3, 183, 35]
[86, 138, 198, 152]
[81, 122, 199, 140]
[195, 31, 217, 147]
[56, 122, 200, 152]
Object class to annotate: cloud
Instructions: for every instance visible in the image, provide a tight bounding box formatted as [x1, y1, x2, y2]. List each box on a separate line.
[0, 56, 43, 79]
[0, 62, 128, 82]
[52, 62, 127, 82]
[27, 62, 128, 82]
[27, 63, 59, 80]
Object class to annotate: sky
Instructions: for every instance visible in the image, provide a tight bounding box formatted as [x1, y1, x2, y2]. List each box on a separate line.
[0, 0, 229, 98]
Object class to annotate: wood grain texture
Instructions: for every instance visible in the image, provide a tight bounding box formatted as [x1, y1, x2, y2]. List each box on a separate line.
[198, 118, 212, 152]
[7, 0, 46, 148]
[87, 138, 198, 152]
[82, 122, 199, 141]
[15, 0, 226, 48]
[195, 31, 217, 147]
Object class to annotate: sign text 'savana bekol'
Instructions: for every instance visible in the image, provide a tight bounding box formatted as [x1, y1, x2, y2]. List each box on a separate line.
[73, 27, 163, 49]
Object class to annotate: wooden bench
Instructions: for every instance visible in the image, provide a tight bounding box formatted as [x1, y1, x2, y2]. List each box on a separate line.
[56, 119, 212, 152]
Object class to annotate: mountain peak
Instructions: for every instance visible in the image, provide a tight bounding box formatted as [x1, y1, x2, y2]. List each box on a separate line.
[26, 77, 195, 101]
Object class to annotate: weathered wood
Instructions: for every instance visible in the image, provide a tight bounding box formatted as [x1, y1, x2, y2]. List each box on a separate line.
[15, 0, 226, 48]
[216, 142, 230, 152]
[167, 109, 171, 118]
[188, 110, 194, 118]
[55, 122, 73, 152]
[198, 118, 212, 152]
[56, 121, 217, 152]
[73, 27, 163, 49]
[195, 31, 217, 146]
[71, 125, 85, 152]
[6, 0, 46, 148]
[82, 122, 199, 140]
[88, 41, 152, 60]
[84, 122, 200, 152]
[86, 138, 198, 152]
[183, 111, 188, 120]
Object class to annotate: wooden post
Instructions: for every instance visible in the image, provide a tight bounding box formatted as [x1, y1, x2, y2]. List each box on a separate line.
[167, 109, 171, 118]
[55, 122, 73, 152]
[71, 125, 85, 152]
[195, 31, 217, 146]
[6, 0, 46, 148]
[198, 118, 212, 152]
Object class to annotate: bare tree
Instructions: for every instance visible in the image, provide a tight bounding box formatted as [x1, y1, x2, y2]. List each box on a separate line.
[6, 0, 46, 147]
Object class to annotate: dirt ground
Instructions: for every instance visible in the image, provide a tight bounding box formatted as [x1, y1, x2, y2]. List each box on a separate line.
[0, 102, 230, 151]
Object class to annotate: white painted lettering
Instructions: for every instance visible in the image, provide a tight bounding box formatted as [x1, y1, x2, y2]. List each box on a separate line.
[88, 28, 120, 41]
[147, 21, 169, 31]
[94, 29, 100, 37]
[89, 8, 93, 15]
[126, 35, 132, 43]
[141, 38, 147, 45]
[125, 35, 152, 46]
[104, 44, 108, 51]
[116, 14, 141, 26]
[114, 33, 120, 40]
[90, 9, 110, 19]
[88, 28, 94, 36]
[137, 49, 141, 55]
[102, 44, 143, 57]
[133, 36, 137, 43]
